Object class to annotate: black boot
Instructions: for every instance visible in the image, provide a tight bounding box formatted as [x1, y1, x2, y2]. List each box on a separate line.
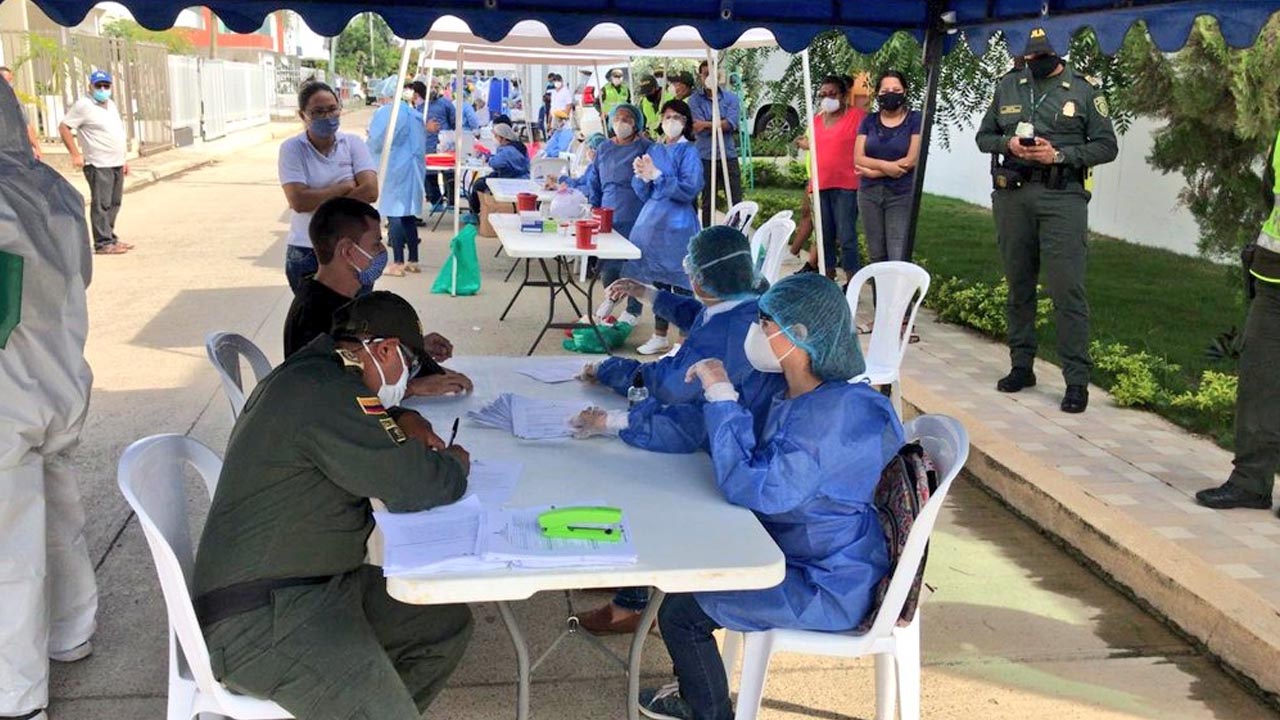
[1195, 481, 1271, 510]
[996, 367, 1036, 393]
[1060, 384, 1089, 413]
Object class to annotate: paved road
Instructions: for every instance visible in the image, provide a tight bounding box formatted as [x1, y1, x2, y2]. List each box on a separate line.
[46, 125, 1278, 719]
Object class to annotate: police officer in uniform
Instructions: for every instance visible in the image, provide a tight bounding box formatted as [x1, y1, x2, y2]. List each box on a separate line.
[975, 28, 1118, 413]
[193, 292, 473, 720]
[1196, 126, 1280, 511]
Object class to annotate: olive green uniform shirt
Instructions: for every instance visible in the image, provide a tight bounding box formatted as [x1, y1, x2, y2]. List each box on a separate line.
[975, 67, 1118, 171]
[193, 334, 467, 597]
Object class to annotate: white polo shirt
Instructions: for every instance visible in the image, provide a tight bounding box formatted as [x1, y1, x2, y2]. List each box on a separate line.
[277, 131, 376, 248]
[61, 97, 127, 168]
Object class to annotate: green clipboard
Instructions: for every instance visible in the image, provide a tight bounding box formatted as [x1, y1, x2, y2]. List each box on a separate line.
[0, 251, 22, 349]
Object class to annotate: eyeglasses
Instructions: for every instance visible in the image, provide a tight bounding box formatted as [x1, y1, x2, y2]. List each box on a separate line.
[306, 105, 341, 119]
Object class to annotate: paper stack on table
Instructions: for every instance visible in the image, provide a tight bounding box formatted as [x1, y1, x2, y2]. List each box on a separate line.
[515, 357, 597, 384]
[467, 392, 589, 439]
[484, 505, 637, 568]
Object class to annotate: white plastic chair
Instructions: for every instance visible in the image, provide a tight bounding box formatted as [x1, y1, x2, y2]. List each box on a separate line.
[722, 200, 760, 236]
[204, 332, 272, 423]
[766, 210, 793, 223]
[721, 414, 970, 720]
[750, 218, 797, 283]
[117, 434, 294, 720]
[531, 156, 569, 183]
[845, 262, 930, 398]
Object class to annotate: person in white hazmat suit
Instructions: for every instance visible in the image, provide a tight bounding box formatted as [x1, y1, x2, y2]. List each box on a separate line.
[0, 80, 98, 720]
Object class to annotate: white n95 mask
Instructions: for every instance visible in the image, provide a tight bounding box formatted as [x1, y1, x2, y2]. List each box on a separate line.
[365, 341, 410, 408]
[744, 322, 794, 373]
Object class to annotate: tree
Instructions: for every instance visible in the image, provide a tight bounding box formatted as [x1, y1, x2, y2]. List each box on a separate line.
[1121, 15, 1280, 259]
[334, 13, 400, 81]
[101, 19, 194, 54]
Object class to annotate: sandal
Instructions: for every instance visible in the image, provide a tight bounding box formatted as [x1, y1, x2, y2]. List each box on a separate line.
[405, 263, 422, 273]
[94, 243, 129, 255]
[385, 263, 406, 277]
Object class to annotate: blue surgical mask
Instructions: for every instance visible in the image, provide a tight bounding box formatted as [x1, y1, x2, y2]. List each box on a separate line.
[310, 116, 340, 138]
[92, 88, 111, 103]
[351, 244, 388, 286]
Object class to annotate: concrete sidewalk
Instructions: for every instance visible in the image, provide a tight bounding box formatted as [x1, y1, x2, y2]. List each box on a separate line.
[898, 309, 1280, 700]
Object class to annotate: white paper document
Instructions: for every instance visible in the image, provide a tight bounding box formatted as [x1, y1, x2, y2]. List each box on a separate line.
[483, 505, 637, 568]
[467, 393, 588, 440]
[374, 496, 485, 575]
[464, 459, 522, 507]
[515, 357, 596, 384]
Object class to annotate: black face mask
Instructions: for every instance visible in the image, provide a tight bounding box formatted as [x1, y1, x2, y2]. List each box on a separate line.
[878, 92, 906, 112]
[429, 91, 439, 102]
[1028, 54, 1061, 80]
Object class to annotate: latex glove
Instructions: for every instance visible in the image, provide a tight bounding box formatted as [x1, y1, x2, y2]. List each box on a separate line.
[606, 278, 657, 304]
[423, 332, 454, 362]
[408, 369, 474, 398]
[570, 407, 611, 439]
[685, 358, 731, 389]
[579, 362, 600, 384]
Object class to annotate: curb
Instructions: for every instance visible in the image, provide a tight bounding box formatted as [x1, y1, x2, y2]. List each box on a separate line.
[901, 376, 1280, 700]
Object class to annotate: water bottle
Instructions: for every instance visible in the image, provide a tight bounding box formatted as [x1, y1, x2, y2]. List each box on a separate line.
[627, 373, 648, 408]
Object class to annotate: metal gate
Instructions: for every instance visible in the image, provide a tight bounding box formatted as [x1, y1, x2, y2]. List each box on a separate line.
[199, 59, 228, 141]
[126, 41, 173, 154]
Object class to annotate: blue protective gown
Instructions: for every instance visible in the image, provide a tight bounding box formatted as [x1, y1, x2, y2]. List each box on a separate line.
[581, 138, 651, 239]
[694, 381, 904, 632]
[487, 143, 530, 179]
[367, 101, 427, 219]
[543, 127, 575, 158]
[423, 96, 456, 153]
[624, 140, 703, 289]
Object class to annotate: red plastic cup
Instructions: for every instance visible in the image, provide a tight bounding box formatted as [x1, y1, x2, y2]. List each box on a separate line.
[516, 192, 538, 212]
[575, 220, 597, 249]
[592, 207, 614, 233]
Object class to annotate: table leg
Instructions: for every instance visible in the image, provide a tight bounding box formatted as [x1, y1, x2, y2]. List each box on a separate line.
[496, 601, 531, 720]
[526, 258, 562, 355]
[500, 259, 532, 321]
[628, 589, 666, 720]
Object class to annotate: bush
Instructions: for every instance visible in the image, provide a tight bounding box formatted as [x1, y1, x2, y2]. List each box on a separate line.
[745, 160, 809, 190]
[1090, 341, 1181, 407]
[783, 161, 809, 188]
[744, 188, 805, 222]
[924, 276, 1051, 340]
[752, 136, 793, 158]
[1171, 370, 1238, 423]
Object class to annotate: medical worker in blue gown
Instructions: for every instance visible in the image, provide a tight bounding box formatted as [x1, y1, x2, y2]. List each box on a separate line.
[638, 273, 905, 720]
[626, 98, 704, 356]
[568, 225, 788, 636]
[367, 78, 427, 276]
[555, 132, 606, 196]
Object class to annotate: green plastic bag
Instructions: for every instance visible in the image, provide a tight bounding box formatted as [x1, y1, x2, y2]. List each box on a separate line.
[563, 321, 634, 354]
[432, 224, 481, 296]
[0, 250, 22, 349]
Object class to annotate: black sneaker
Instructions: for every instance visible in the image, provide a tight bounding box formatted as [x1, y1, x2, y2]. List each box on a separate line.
[1061, 384, 1089, 413]
[639, 683, 695, 720]
[1195, 482, 1271, 510]
[996, 367, 1036, 393]
[793, 262, 818, 275]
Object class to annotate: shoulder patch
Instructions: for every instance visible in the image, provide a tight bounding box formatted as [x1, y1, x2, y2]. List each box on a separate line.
[1093, 95, 1111, 118]
[336, 348, 364, 370]
[379, 416, 408, 444]
[1017, 77, 1029, 86]
[999, 104, 1023, 115]
[1085, 74, 1103, 88]
[357, 396, 387, 415]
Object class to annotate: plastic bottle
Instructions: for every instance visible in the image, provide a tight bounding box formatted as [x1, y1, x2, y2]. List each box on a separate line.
[627, 373, 648, 408]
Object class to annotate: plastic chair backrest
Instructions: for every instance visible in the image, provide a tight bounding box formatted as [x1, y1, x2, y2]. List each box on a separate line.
[117, 434, 225, 695]
[845, 262, 930, 383]
[767, 210, 793, 223]
[751, 218, 797, 283]
[865, 415, 969, 639]
[205, 332, 272, 422]
[723, 200, 760, 236]
[531, 156, 569, 182]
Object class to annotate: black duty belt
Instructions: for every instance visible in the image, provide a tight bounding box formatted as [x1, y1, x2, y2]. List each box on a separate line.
[194, 575, 330, 628]
[1017, 164, 1085, 187]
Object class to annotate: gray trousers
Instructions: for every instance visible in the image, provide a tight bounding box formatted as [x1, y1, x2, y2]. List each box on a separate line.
[1229, 281, 1280, 497]
[700, 158, 742, 228]
[859, 183, 914, 263]
[83, 165, 124, 248]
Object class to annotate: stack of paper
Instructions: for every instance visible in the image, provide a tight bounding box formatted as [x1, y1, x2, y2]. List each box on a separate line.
[375, 496, 485, 575]
[515, 357, 595, 384]
[484, 505, 637, 568]
[467, 393, 588, 439]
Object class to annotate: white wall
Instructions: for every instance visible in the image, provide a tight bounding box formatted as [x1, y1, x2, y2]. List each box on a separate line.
[922, 110, 1203, 257]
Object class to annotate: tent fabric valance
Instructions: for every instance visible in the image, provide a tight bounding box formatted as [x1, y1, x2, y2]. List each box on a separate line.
[30, 1, 1280, 54]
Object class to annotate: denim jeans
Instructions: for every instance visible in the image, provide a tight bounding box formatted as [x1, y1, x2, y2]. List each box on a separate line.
[652, 282, 694, 334]
[285, 245, 319, 295]
[598, 260, 643, 317]
[658, 594, 732, 720]
[613, 587, 649, 612]
[818, 188, 860, 274]
[388, 216, 420, 263]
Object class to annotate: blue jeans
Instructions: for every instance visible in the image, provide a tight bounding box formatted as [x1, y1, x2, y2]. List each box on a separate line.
[613, 587, 649, 612]
[388, 216, 420, 263]
[598, 260, 643, 317]
[658, 594, 732, 720]
[818, 188, 860, 275]
[285, 245, 319, 295]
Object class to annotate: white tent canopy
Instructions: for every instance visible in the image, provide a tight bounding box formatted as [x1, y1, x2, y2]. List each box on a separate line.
[424, 16, 776, 52]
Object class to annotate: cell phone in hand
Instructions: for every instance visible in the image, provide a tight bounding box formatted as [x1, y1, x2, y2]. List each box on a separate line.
[1018, 137, 1038, 147]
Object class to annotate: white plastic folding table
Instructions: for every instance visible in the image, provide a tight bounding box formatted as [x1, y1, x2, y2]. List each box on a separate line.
[394, 356, 785, 720]
[489, 213, 642, 355]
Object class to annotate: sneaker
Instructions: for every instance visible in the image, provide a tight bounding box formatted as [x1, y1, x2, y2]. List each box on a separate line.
[49, 640, 93, 663]
[637, 335, 672, 356]
[639, 683, 695, 720]
[2, 711, 47, 720]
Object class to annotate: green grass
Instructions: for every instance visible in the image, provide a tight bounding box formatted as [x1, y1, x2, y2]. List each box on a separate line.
[744, 188, 1248, 445]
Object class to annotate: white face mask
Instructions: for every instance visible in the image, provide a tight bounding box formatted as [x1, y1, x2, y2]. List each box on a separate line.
[655, 76, 666, 87]
[364, 342, 410, 408]
[703, 75, 715, 90]
[554, 81, 563, 89]
[820, 97, 842, 114]
[743, 322, 795, 373]
[402, 89, 415, 102]
[662, 118, 685, 139]
[611, 76, 623, 86]
[614, 121, 635, 139]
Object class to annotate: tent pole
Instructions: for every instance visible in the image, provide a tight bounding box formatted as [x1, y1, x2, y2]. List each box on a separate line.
[593, 61, 601, 133]
[904, 0, 947, 262]
[711, 51, 733, 220]
[452, 47, 466, 296]
[707, 49, 719, 225]
[800, 48, 825, 277]
[377, 39, 414, 184]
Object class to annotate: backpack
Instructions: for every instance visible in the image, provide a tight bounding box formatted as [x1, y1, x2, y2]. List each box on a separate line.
[855, 441, 939, 633]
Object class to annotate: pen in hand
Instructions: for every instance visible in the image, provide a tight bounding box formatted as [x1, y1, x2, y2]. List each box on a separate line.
[447, 417, 460, 448]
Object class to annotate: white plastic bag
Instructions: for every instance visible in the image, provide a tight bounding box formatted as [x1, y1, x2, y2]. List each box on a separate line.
[548, 188, 588, 220]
